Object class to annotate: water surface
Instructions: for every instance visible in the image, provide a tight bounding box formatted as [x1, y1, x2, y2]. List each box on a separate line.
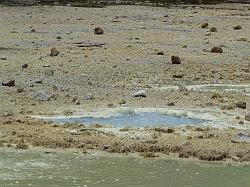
[0, 148, 249, 187]
[48, 111, 207, 127]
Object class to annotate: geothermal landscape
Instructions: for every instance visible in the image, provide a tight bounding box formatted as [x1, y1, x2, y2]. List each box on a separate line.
[0, 2, 250, 185]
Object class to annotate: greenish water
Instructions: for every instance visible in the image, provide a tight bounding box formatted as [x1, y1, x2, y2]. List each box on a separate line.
[0, 148, 250, 187]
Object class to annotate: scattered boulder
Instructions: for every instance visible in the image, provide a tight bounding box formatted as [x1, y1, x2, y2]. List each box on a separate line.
[0, 57, 7, 60]
[56, 36, 62, 40]
[30, 28, 36, 32]
[119, 99, 126, 105]
[94, 27, 104, 35]
[171, 55, 181, 64]
[22, 64, 28, 69]
[233, 25, 242, 30]
[205, 32, 211, 36]
[34, 78, 43, 84]
[237, 37, 247, 42]
[84, 93, 94, 100]
[157, 51, 164, 55]
[34, 91, 54, 101]
[210, 27, 217, 32]
[173, 74, 184, 78]
[50, 47, 60, 57]
[211, 46, 223, 53]
[235, 101, 246, 109]
[201, 22, 209, 28]
[245, 113, 250, 121]
[2, 79, 15, 87]
[167, 102, 175, 106]
[133, 90, 147, 97]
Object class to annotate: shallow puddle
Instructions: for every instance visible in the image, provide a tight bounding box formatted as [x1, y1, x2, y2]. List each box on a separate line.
[41, 109, 208, 128]
[0, 148, 249, 187]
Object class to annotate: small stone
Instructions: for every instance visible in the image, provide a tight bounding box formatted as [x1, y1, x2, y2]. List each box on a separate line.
[178, 84, 187, 92]
[94, 27, 104, 35]
[34, 91, 54, 101]
[22, 64, 28, 69]
[56, 36, 62, 40]
[30, 28, 36, 32]
[0, 57, 7, 60]
[237, 37, 247, 41]
[52, 85, 61, 91]
[182, 45, 187, 48]
[50, 47, 59, 57]
[157, 51, 164, 55]
[171, 55, 181, 64]
[173, 74, 184, 78]
[211, 46, 223, 53]
[235, 101, 246, 109]
[84, 93, 94, 100]
[45, 69, 55, 77]
[119, 99, 126, 105]
[167, 102, 175, 106]
[107, 103, 114, 107]
[201, 22, 209, 28]
[238, 120, 244, 125]
[17, 87, 24, 93]
[205, 32, 211, 36]
[181, 141, 191, 146]
[133, 90, 147, 97]
[245, 113, 250, 121]
[210, 27, 217, 32]
[233, 25, 242, 30]
[2, 79, 15, 87]
[34, 78, 43, 84]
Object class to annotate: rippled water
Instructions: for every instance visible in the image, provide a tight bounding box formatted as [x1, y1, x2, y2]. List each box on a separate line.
[0, 148, 249, 187]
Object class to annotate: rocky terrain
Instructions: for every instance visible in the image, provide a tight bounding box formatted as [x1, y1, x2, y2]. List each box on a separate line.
[0, 3, 249, 162]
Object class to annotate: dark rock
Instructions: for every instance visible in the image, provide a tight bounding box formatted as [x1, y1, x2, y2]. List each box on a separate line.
[22, 64, 28, 69]
[0, 57, 7, 60]
[210, 27, 217, 32]
[167, 128, 174, 133]
[34, 78, 43, 84]
[173, 74, 184, 78]
[171, 55, 181, 64]
[45, 69, 55, 77]
[56, 36, 62, 40]
[94, 27, 104, 35]
[235, 101, 246, 109]
[133, 90, 147, 97]
[201, 22, 209, 28]
[34, 91, 54, 101]
[2, 79, 15, 87]
[167, 102, 175, 106]
[30, 28, 36, 32]
[233, 25, 242, 30]
[157, 51, 164, 55]
[211, 46, 223, 53]
[50, 47, 60, 57]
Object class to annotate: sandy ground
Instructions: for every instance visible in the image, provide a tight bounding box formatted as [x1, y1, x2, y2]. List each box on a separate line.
[0, 3, 249, 162]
